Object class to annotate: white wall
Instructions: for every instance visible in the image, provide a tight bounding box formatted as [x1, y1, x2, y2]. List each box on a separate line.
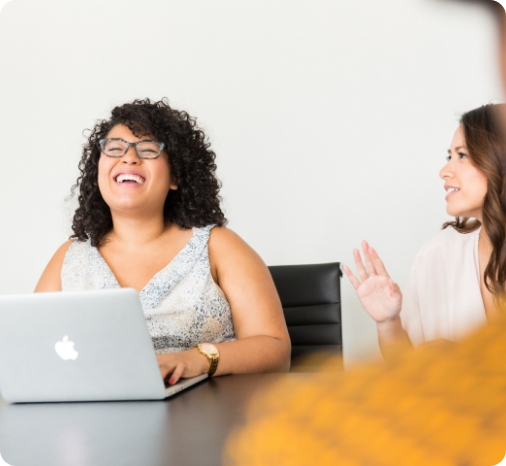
[0, 0, 502, 366]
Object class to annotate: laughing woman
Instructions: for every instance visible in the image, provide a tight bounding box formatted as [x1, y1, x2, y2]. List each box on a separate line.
[344, 104, 506, 358]
[35, 98, 291, 383]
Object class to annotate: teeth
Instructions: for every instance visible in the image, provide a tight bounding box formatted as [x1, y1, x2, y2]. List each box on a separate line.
[447, 188, 459, 193]
[116, 174, 144, 184]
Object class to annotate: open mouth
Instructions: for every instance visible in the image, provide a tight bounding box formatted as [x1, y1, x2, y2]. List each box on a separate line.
[114, 174, 145, 184]
[445, 187, 460, 200]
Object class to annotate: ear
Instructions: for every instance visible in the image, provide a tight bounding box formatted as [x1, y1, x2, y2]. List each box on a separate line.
[169, 177, 178, 191]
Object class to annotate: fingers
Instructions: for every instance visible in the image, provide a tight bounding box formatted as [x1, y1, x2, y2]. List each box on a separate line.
[343, 265, 361, 290]
[361, 241, 392, 279]
[157, 350, 205, 385]
[353, 248, 369, 282]
[368, 246, 390, 278]
[361, 241, 377, 276]
[158, 361, 176, 380]
[156, 355, 184, 383]
[347, 242, 392, 285]
[168, 363, 186, 385]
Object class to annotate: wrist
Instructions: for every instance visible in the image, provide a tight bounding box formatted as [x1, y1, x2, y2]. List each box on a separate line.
[195, 343, 220, 376]
[376, 315, 403, 333]
[193, 348, 210, 374]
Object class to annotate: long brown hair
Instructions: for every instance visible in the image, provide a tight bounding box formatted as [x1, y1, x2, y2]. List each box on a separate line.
[443, 104, 506, 298]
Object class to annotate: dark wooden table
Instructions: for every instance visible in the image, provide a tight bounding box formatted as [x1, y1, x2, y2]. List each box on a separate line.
[0, 373, 312, 466]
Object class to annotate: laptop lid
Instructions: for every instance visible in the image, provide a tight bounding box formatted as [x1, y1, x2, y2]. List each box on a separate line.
[0, 288, 170, 402]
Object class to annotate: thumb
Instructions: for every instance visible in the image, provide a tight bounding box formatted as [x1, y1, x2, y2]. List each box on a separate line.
[388, 278, 402, 300]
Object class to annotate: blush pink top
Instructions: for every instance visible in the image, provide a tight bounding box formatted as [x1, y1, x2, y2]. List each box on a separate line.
[400, 226, 487, 347]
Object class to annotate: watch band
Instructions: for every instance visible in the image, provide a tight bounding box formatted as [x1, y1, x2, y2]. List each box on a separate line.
[197, 343, 220, 376]
[207, 355, 219, 376]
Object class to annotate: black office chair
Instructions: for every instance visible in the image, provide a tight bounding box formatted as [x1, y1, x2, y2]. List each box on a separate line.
[268, 262, 343, 371]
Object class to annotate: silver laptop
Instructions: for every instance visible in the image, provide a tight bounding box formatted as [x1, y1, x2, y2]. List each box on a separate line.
[0, 288, 207, 403]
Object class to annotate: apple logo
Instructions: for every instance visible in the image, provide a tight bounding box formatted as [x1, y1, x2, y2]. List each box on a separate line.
[54, 336, 79, 361]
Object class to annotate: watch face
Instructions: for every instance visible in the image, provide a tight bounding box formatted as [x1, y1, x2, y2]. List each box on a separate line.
[201, 343, 219, 355]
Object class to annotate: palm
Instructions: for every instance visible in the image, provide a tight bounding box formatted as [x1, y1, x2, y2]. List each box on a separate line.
[355, 274, 401, 322]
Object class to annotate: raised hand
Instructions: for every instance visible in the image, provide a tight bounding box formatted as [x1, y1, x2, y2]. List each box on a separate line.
[343, 241, 402, 323]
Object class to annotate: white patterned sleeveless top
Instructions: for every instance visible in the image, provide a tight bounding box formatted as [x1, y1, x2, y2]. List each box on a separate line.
[61, 225, 236, 353]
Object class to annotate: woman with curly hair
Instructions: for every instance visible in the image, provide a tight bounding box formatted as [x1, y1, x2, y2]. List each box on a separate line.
[344, 103, 506, 358]
[35, 98, 291, 383]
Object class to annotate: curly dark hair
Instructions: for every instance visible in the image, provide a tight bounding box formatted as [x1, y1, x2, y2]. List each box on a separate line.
[70, 98, 227, 247]
[443, 103, 506, 299]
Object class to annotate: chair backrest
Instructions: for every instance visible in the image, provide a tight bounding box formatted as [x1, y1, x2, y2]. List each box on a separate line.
[268, 262, 342, 370]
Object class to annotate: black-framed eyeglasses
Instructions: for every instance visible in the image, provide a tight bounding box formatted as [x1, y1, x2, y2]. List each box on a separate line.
[99, 138, 165, 159]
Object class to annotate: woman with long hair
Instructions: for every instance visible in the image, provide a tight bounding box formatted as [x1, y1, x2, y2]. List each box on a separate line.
[344, 103, 506, 357]
[35, 98, 291, 383]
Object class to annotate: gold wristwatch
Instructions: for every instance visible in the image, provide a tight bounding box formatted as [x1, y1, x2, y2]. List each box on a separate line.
[197, 343, 220, 376]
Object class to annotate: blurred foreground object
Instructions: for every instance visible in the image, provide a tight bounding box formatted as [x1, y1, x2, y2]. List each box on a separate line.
[225, 318, 506, 465]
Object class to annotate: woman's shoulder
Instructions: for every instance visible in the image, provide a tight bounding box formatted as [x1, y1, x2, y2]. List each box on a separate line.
[63, 238, 91, 252]
[208, 225, 239, 241]
[34, 240, 75, 292]
[53, 240, 76, 261]
[47, 239, 87, 270]
[415, 225, 479, 260]
[190, 225, 240, 251]
[208, 226, 263, 265]
[208, 226, 249, 252]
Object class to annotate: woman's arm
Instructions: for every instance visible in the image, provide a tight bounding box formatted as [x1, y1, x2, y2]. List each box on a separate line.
[157, 227, 291, 383]
[209, 227, 291, 374]
[343, 241, 413, 360]
[376, 317, 413, 361]
[34, 241, 73, 292]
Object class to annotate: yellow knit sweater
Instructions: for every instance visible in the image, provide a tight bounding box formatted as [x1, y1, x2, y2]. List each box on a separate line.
[225, 319, 506, 466]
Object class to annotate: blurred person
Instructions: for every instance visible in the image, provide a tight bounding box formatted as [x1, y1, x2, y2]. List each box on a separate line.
[35, 98, 291, 384]
[344, 103, 506, 358]
[224, 319, 506, 465]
